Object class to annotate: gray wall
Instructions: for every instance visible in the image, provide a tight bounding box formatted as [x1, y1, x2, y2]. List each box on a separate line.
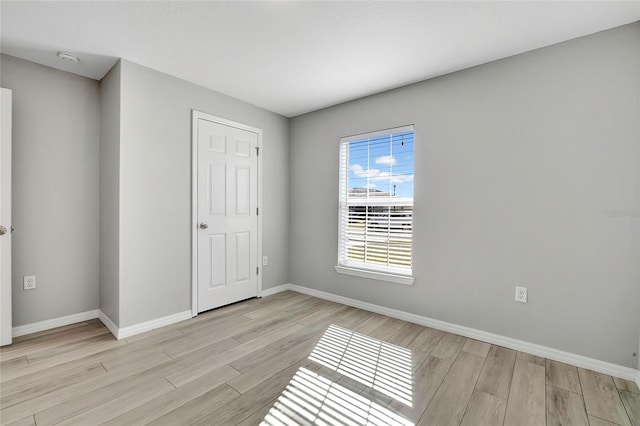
[1, 55, 100, 326]
[117, 60, 289, 327]
[289, 23, 640, 367]
[99, 61, 121, 326]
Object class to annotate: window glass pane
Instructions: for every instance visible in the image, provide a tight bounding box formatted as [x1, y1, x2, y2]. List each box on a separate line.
[339, 127, 414, 275]
[347, 132, 414, 199]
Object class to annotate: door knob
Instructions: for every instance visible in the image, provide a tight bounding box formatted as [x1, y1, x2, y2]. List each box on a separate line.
[199, 223, 208, 230]
[0, 226, 6, 236]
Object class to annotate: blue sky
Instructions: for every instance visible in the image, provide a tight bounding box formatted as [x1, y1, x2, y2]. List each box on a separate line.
[348, 131, 414, 198]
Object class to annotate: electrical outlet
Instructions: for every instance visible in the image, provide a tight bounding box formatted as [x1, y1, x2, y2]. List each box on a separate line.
[262, 256, 268, 266]
[23, 275, 36, 290]
[515, 286, 527, 303]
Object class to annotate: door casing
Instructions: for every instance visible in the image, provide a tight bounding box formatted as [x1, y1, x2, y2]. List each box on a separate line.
[1, 88, 12, 346]
[191, 110, 263, 317]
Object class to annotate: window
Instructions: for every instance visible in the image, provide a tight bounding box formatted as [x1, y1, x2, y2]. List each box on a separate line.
[336, 125, 415, 285]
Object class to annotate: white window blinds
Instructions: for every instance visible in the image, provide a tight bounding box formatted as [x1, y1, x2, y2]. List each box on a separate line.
[338, 126, 414, 276]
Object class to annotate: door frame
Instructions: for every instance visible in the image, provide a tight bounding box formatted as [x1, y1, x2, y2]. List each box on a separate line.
[1, 88, 12, 345]
[191, 110, 263, 317]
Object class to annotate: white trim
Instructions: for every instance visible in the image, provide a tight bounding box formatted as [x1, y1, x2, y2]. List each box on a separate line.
[256, 124, 263, 299]
[9, 287, 639, 383]
[98, 309, 191, 340]
[260, 284, 292, 297]
[1, 88, 12, 346]
[337, 125, 415, 280]
[191, 111, 198, 317]
[341, 124, 415, 143]
[334, 265, 415, 285]
[276, 284, 639, 382]
[191, 110, 263, 316]
[117, 310, 192, 339]
[12, 309, 100, 337]
[97, 310, 119, 338]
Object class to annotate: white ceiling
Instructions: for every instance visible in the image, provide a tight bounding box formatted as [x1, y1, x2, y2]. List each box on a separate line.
[1, 1, 639, 117]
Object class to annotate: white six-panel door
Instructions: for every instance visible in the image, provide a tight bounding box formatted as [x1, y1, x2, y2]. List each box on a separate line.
[194, 112, 260, 313]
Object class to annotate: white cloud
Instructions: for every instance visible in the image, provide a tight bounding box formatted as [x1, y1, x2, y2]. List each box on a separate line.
[375, 171, 414, 184]
[375, 155, 396, 166]
[390, 174, 414, 184]
[350, 164, 380, 178]
[351, 164, 413, 184]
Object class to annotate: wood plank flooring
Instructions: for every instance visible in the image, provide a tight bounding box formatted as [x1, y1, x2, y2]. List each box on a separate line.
[0, 291, 638, 425]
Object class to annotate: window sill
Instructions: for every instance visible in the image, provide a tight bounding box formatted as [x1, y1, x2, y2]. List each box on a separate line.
[334, 265, 415, 286]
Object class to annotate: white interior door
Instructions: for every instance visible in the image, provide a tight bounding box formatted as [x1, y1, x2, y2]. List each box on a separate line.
[1, 88, 12, 346]
[194, 113, 260, 313]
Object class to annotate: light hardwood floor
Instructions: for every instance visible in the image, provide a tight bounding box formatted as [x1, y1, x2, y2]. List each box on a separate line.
[1, 291, 638, 425]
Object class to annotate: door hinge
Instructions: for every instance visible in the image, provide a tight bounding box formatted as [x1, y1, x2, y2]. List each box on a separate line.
[256, 266, 259, 275]
[256, 207, 259, 216]
[256, 146, 260, 156]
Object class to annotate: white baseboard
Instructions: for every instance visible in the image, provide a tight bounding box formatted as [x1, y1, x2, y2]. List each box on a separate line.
[260, 284, 292, 297]
[12, 309, 100, 337]
[97, 310, 119, 338]
[118, 311, 192, 339]
[98, 310, 192, 340]
[10, 285, 640, 385]
[13, 308, 193, 341]
[267, 283, 639, 383]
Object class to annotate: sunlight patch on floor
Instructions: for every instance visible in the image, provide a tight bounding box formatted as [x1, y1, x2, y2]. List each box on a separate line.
[308, 324, 413, 407]
[260, 367, 413, 426]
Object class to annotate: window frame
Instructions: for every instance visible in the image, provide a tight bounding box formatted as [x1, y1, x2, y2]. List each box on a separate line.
[335, 125, 415, 286]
